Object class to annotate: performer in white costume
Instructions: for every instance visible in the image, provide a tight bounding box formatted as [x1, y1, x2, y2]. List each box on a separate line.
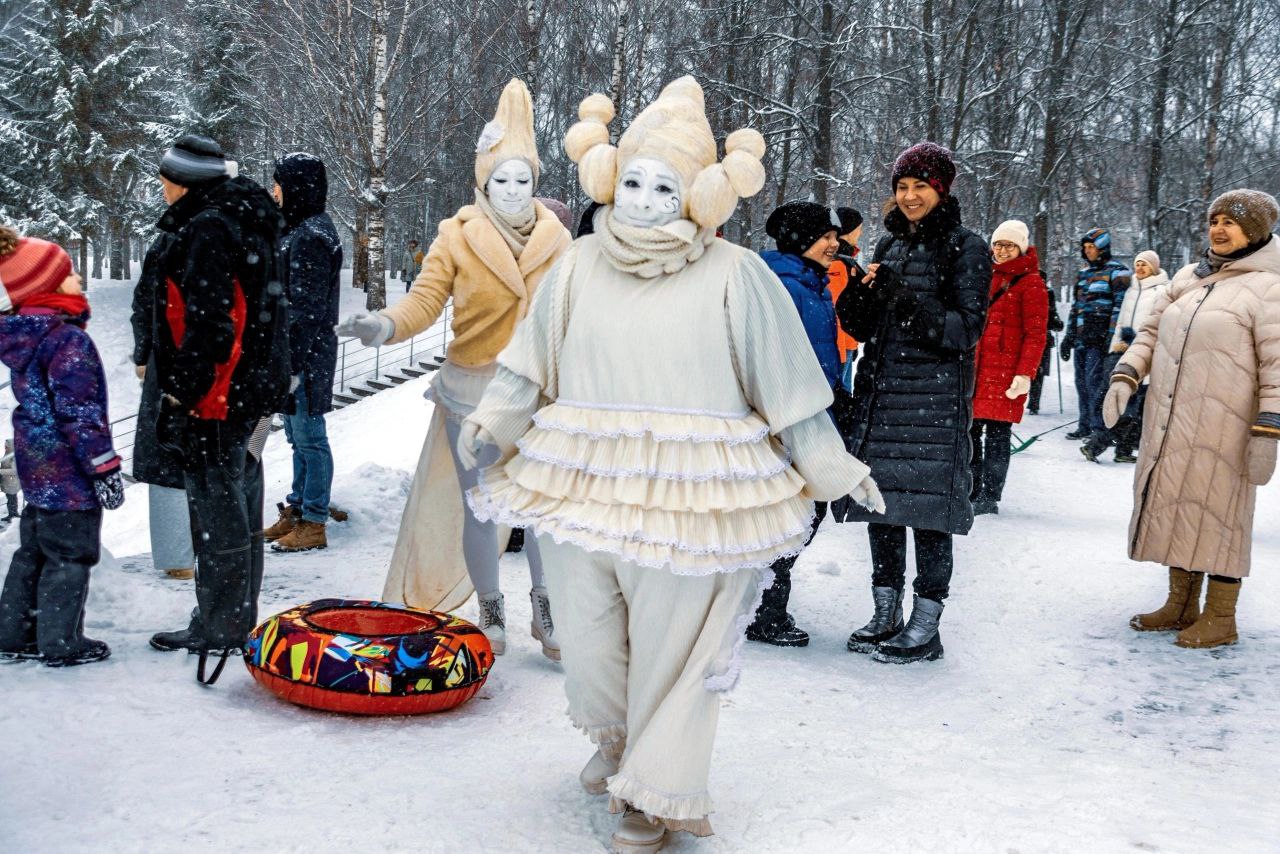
[458, 78, 882, 851]
[337, 79, 571, 658]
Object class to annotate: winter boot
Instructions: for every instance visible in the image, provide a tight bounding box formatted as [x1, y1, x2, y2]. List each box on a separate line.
[1175, 578, 1240, 649]
[611, 808, 667, 854]
[0, 643, 41, 662]
[35, 563, 110, 667]
[478, 591, 506, 655]
[1079, 443, 1101, 463]
[271, 520, 327, 553]
[1114, 451, 1138, 463]
[872, 595, 944, 663]
[973, 496, 999, 516]
[163, 566, 195, 580]
[263, 503, 299, 542]
[150, 610, 207, 652]
[529, 586, 560, 661]
[580, 740, 624, 795]
[746, 614, 810, 647]
[1129, 567, 1203, 632]
[0, 553, 40, 659]
[1065, 428, 1090, 440]
[847, 586, 905, 653]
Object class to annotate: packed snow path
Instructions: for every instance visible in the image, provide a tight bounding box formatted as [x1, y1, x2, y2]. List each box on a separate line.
[2, 281, 1278, 852]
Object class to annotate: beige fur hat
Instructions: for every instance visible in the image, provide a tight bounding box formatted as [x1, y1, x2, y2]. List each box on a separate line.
[563, 76, 766, 229]
[475, 78, 540, 190]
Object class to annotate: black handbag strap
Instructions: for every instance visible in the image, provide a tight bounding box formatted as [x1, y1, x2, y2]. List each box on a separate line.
[990, 272, 1029, 308]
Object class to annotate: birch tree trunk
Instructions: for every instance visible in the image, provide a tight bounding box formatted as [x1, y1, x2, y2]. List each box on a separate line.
[365, 0, 390, 311]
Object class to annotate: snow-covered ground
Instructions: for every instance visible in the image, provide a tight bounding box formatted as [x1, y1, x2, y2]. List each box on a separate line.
[2, 279, 1278, 852]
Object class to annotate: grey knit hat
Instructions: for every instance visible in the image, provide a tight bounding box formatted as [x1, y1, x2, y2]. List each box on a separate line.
[1208, 189, 1279, 244]
[159, 134, 230, 187]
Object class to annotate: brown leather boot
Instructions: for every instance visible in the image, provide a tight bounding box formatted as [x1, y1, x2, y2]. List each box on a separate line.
[1130, 567, 1203, 631]
[263, 503, 299, 542]
[1175, 578, 1240, 648]
[271, 519, 327, 552]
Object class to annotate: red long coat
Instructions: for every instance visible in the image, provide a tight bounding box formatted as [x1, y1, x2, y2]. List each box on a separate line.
[972, 248, 1049, 423]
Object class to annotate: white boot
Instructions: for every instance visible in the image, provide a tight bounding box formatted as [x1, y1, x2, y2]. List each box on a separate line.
[529, 586, 560, 662]
[579, 744, 621, 795]
[477, 592, 506, 655]
[611, 808, 666, 853]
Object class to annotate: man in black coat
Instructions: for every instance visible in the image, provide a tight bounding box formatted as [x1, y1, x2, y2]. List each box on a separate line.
[836, 142, 991, 665]
[263, 153, 342, 553]
[147, 134, 290, 681]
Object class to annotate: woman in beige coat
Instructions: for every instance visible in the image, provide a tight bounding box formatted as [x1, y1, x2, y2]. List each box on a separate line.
[337, 79, 571, 657]
[1103, 189, 1280, 649]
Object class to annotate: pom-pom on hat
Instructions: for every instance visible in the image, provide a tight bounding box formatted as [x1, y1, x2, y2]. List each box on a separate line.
[991, 219, 1030, 253]
[891, 142, 956, 196]
[563, 75, 767, 229]
[475, 78, 541, 190]
[1134, 250, 1161, 273]
[0, 233, 73, 312]
[766, 201, 841, 256]
[1208, 189, 1280, 245]
[159, 134, 230, 187]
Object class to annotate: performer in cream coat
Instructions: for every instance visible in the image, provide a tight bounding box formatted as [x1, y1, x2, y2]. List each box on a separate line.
[458, 78, 882, 852]
[337, 79, 571, 657]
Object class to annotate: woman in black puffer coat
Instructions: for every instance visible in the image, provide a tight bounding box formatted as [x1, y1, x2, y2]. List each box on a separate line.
[835, 142, 991, 664]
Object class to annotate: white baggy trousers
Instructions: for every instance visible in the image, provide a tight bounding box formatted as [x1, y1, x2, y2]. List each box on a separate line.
[538, 535, 762, 836]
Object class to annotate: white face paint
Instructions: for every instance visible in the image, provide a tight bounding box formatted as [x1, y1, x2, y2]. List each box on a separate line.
[613, 157, 683, 228]
[485, 159, 534, 215]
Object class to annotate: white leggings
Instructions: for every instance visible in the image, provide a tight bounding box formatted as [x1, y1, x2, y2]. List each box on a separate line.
[443, 416, 544, 597]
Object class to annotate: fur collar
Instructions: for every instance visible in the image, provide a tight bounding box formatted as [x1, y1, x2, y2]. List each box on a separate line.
[456, 200, 568, 301]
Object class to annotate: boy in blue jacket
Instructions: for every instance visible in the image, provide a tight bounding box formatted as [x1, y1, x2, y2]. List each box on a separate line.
[0, 228, 124, 666]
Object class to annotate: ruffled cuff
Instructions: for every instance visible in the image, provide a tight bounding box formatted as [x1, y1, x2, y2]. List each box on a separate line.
[779, 412, 871, 501]
[1252, 412, 1280, 439]
[468, 367, 541, 453]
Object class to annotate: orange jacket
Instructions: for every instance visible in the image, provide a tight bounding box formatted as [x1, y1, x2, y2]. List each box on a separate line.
[827, 258, 858, 359]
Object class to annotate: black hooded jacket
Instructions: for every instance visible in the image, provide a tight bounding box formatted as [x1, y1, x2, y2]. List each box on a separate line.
[274, 154, 342, 415]
[835, 195, 991, 535]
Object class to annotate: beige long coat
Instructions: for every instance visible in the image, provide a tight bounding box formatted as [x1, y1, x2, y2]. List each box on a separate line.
[1118, 237, 1280, 577]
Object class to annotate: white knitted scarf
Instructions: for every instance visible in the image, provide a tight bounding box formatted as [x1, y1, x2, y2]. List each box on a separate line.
[597, 207, 715, 278]
[474, 188, 536, 258]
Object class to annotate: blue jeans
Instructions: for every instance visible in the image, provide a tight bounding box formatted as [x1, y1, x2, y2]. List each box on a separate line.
[1076, 346, 1108, 433]
[284, 383, 333, 524]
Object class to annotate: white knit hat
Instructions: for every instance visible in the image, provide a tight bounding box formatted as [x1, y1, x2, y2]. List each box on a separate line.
[1134, 250, 1161, 273]
[475, 79, 540, 189]
[991, 219, 1030, 253]
[564, 76, 766, 229]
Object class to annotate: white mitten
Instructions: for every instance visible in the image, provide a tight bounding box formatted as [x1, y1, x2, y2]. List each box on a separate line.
[1246, 436, 1277, 486]
[335, 312, 394, 347]
[849, 473, 886, 514]
[456, 420, 496, 471]
[1005, 374, 1031, 399]
[1102, 381, 1134, 429]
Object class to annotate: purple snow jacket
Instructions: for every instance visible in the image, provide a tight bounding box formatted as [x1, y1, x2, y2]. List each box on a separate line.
[0, 308, 120, 511]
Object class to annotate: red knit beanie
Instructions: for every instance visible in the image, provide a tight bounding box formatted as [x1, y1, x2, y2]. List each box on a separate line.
[0, 235, 73, 312]
[891, 142, 956, 196]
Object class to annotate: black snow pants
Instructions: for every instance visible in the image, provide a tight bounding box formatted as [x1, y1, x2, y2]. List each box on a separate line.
[970, 419, 1013, 503]
[752, 502, 828, 630]
[0, 505, 103, 656]
[868, 523, 953, 603]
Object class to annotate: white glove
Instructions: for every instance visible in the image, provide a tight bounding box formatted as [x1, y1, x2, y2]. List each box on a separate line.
[1102, 381, 1134, 429]
[1005, 374, 1031, 399]
[849, 473, 886, 514]
[335, 312, 394, 347]
[288, 375, 301, 393]
[456, 420, 496, 471]
[1246, 436, 1277, 486]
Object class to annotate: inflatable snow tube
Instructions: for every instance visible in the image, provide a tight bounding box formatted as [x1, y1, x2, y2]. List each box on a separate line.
[244, 599, 493, 715]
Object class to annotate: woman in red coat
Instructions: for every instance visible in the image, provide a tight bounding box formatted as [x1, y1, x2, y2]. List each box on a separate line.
[970, 220, 1049, 515]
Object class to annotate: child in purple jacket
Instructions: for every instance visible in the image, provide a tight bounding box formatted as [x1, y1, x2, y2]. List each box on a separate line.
[0, 227, 124, 666]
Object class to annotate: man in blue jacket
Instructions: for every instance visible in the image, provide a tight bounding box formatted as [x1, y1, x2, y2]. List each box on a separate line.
[1060, 227, 1130, 445]
[747, 200, 842, 647]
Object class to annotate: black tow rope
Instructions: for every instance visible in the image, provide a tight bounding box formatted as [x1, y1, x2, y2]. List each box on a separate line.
[1011, 420, 1078, 454]
[196, 648, 233, 686]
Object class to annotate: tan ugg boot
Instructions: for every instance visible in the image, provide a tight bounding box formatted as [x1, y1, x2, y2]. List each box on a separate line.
[271, 520, 327, 552]
[263, 503, 299, 542]
[1175, 579, 1240, 649]
[1130, 567, 1203, 631]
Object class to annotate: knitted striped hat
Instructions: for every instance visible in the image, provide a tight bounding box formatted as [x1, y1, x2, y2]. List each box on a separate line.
[0, 234, 73, 311]
[159, 134, 230, 187]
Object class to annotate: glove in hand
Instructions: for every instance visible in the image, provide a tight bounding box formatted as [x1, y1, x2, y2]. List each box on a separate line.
[1102, 381, 1133, 429]
[456, 420, 496, 471]
[1005, 375, 1031, 399]
[335, 312, 393, 347]
[1120, 326, 1136, 344]
[849, 473, 886, 514]
[1059, 338, 1074, 362]
[1246, 436, 1277, 486]
[94, 470, 125, 510]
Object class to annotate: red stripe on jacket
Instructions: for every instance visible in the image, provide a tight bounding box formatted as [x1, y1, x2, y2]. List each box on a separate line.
[165, 277, 247, 420]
